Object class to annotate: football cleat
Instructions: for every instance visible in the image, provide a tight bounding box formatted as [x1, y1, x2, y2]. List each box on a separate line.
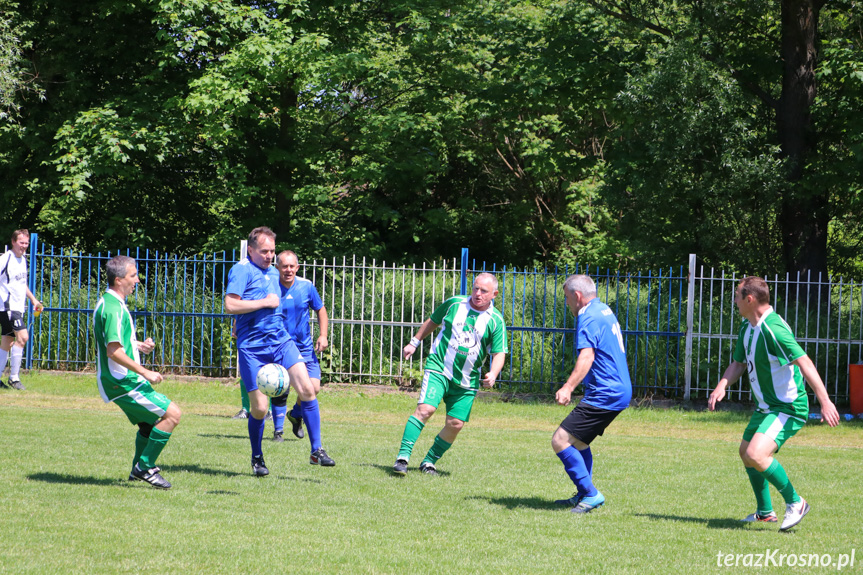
[571, 491, 605, 514]
[419, 462, 438, 475]
[555, 492, 584, 506]
[741, 511, 778, 523]
[231, 408, 250, 420]
[392, 458, 408, 476]
[310, 448, 335, 467]
[8, 377, 24, 390]
[130, 463, 172, 489]
[287, 413, 305, 439]
[251, 454, 269, 477]
[780, 498, 810, 531]
[273, 430, 285, 443]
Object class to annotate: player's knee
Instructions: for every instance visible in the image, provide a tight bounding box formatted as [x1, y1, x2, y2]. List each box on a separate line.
[15, 331, 28, 346]
[414, 404, 435, 422]
[164, 403, 182, 426]
[447, 418, 464, 432]
[551, 428, 569, 452]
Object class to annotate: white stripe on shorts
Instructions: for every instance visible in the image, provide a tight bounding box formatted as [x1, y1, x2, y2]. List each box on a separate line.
[128, 389, 167, 418]
[764, 412, 790, 442]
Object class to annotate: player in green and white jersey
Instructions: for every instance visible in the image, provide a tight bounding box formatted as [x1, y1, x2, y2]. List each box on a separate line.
[709, 276, 839, 531]
[392, 273, 507, 476]
[93, 255, 181, 489]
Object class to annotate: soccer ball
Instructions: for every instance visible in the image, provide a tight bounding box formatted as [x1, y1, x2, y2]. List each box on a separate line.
[256, 363, 290, 397]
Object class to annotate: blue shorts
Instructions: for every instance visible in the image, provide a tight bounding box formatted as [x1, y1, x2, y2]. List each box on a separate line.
[298, 349, 321, 380]
[238, 339, 305, 393]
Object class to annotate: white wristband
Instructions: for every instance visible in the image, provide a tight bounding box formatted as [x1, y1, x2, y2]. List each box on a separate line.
[409, 337, 421, 348]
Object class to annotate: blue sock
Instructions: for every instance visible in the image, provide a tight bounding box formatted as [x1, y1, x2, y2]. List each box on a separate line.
[290, 401, 303, 421]
[557, 446, 597, 498]
[272, 403, 287, 433]
[579, 446, 593, 476]
[248, 415, 265, 458]
[302, 398, 322, 452]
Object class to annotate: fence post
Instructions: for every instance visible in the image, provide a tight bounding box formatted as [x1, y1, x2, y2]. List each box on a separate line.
[460, 248, 469, 295]
[25, 233, 39, 370]
[235, 239, 247, 379]
[684, 253, 696, 400]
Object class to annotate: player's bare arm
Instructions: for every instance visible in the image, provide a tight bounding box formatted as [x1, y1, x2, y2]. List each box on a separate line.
[792, 355, 840, 427]
[106, 341, 163, 384]
[708, 361, 747, 411]
[224, 292, 279, 314]
[481, 352, 507, 388]
[315, 306, 329, 352]
[556, 347, 595, 406]
[403, 318, 441, 359]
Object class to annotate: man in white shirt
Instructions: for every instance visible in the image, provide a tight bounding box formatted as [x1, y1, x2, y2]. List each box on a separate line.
[0, 229, 42, 390]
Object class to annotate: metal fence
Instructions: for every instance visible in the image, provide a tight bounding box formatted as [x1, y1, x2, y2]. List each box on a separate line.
[17, 237, 863, 404]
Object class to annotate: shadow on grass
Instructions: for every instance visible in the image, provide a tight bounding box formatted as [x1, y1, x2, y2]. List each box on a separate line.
[465, 495, 563, 511]
[634, 513, 746, 530]
[355, 462, 452, 477]
[27, 472, 133, 487]
[197, 433, 248, 440]
[165, 463, 245, 478]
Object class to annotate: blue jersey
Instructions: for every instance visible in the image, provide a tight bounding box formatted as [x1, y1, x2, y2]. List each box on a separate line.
[226, 259, 289, 350]
[279, 277, 324, 356]
[576, 299, 632, 411]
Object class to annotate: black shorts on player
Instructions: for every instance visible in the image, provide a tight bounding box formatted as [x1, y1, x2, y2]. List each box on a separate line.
[559, 402, 622, 445]
[0, 310, 25, 336]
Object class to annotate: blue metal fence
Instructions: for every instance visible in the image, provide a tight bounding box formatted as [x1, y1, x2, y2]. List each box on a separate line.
[19, 236, 860, 403]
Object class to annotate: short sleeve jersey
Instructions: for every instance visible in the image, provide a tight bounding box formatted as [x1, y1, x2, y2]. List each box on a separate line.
[576, 299, 632, 411]
[93, 289, 146, 403]
[732, 307, 808, 419]
[226, 259, 289, 349]
[424, 295, 508, 389]
[280, 277, 324, 356]
[0, 251, 28, 313]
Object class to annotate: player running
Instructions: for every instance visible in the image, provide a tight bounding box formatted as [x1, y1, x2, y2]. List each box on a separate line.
[552, 274, 631, 513]
[392, 273, 507, 476]
[708, 276, 839, 531]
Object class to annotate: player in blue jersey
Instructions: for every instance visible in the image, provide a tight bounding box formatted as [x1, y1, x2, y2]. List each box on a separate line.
[270, 250, 329, 442]
[552, 274, 632, 513]
[225, 227, 334, 476]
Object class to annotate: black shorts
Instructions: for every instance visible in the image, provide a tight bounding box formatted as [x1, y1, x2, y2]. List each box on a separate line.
[0, 310, 25, 337]
[559, 402, 623, 445]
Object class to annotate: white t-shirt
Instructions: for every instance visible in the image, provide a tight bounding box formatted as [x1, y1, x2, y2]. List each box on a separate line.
[0, 251, 28, 313]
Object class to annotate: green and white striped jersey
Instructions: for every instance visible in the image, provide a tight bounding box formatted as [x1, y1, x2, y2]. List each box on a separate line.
[93, 289, 146, 403]
[732, 307, 809, 419]
[424, 295, 507, 389]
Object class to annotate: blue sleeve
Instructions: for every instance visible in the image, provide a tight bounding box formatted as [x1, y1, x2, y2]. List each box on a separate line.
[576, 315, 597, 350]
[226, 264, 248, 297]
[309, 285, 324, 311]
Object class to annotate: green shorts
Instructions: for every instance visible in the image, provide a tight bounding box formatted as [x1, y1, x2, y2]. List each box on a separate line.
[113, 384, 172, 426]
[418, 370, 477, 423]
[742, 410, 805, 453]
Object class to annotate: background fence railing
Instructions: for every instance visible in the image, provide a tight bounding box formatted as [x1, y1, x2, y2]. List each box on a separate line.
[17, 236, 863, 404]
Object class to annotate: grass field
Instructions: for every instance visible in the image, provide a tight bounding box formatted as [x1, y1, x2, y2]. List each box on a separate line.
[1, 373, 861, 574]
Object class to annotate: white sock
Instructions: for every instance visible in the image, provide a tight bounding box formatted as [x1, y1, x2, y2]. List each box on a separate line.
[10, 346, 22, 379]
[0, 348, 7, 377]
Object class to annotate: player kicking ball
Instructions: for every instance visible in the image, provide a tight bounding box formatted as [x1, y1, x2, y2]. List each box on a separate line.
[225, 227, 334, 476]
[709, 276, 839, 531]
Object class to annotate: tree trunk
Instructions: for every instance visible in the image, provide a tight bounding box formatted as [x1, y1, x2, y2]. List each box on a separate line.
[777, 0, 828, 277]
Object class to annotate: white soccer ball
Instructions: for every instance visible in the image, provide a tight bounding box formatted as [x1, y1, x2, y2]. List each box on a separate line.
[256, 363, 290, 398]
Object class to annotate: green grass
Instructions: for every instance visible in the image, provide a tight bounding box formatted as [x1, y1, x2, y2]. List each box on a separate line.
[1, 373, 861, 574]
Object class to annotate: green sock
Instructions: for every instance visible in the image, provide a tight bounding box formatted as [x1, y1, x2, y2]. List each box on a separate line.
[762, 459, 800, 504]
[132, 431, 149, 469]
[745, 466, 773, 514]
[241, 385, 250, 412]
[397, 416, 425, 461]
[138, 428, 172, 470]
[422, 435, 452, 466]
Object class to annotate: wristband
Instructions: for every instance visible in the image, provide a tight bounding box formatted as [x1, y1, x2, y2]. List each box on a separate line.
[409, 337, 421, 348]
